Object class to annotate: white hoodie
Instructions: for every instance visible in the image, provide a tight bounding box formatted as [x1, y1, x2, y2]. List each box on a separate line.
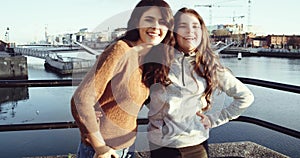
[147, 50, 254, 148]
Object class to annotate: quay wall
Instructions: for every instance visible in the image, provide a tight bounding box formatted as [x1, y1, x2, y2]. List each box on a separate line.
[221, 48, 300, 58]
[255, 51, 300, 58]
[0, 56, 28, 79]
[0, 87, 29, 104]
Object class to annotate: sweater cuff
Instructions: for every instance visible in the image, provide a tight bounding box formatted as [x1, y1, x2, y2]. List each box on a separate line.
[86, 131, 106, 144]
[94, 145, 112, 155]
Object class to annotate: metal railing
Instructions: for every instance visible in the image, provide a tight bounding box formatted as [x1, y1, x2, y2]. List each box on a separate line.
[0, 78, 299, 140]
[1, 78, 299, 93]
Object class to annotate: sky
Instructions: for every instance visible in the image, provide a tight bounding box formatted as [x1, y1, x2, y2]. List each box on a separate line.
[0, 0, 299, 44]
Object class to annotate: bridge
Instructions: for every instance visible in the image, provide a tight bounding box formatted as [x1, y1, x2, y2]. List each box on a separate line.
[13, 46, 81, 59]
[14, 47, 52, 59]
[213, 41, 235, 53]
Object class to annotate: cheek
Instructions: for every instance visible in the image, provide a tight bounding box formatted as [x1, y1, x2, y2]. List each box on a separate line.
[161, 30, 168, 38]
[139, 28, 147, 41]
[176, 29, 185, 37]
[176, 37, 185, 48]
[196, 32, 202, 44]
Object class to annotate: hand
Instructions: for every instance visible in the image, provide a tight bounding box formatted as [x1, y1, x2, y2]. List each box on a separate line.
[93, 148, 119, 158]
[95, 111, 103, 118]
[196, 111, 212, 129]
[95, 111, 103, 124]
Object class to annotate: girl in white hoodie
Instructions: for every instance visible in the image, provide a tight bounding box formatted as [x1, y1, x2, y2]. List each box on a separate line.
[147, 7, 254, 158]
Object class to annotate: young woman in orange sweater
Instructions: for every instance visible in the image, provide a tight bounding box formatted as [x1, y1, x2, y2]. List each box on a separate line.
[71, 0, 175, 158]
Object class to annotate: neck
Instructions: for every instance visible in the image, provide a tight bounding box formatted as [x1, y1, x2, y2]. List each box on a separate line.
[179, 48, 195, 56]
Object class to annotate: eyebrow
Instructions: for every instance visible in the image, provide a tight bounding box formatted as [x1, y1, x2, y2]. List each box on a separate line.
[144, 16, 154, 19]
[143, 16, 163, 20]
[178, 22, 200, 25]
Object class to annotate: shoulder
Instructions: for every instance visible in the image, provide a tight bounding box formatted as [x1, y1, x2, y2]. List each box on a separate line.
[217, 68, 234, 78]
[114, 40, 132, 49]
[98, 40, 133, 60]
[107, 40, 132, 54]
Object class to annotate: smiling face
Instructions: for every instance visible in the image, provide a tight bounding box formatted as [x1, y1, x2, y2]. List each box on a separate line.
[176, 13, 202, 53]
[137, 6, 168, 45]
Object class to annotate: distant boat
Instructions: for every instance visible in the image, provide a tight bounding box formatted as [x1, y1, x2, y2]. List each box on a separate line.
[44, 54, 95, 75]
[237, 52, 242, 60]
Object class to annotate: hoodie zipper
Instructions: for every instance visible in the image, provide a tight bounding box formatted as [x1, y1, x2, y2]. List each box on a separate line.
[181, 55, 186, 86]
[181, 52, 195, 86]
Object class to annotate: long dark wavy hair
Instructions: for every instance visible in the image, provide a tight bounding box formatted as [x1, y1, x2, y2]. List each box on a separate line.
[174, 8, 225, 111]
[119, 0, 175, 87]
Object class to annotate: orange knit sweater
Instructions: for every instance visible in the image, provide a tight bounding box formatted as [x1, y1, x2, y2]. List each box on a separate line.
[71, 40, 149, 149]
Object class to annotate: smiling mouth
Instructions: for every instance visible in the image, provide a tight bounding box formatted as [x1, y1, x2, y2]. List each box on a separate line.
[147, 32, 160, 38]
[183, 37, 196, 41]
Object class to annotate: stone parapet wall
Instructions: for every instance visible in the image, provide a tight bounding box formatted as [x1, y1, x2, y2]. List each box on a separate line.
[0, 56, 28, 79]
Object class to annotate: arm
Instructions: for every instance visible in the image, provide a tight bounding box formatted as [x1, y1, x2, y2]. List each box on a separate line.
[71, 41, 128, 154]
[206, 70, 254, 128]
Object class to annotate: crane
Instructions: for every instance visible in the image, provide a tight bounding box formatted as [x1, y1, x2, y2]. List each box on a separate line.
[195, 0, 243, 26]
[215, 15, 245, 23]
[247, 0, 252, 32]
[194, 4, 213, 25]
[232, 15, 245, 23]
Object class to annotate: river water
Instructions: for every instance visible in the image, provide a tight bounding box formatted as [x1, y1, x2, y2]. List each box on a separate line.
[0, 51, 299, 157]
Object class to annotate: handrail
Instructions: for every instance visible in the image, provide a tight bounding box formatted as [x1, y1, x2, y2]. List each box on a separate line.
[0, 79, 81, 87]
[233, 116, 300, 139]
[0, 116, 299, 139]
[238, 77, 300, 94]
[0, 78, 300, 94]
[0, 78, 299, 139]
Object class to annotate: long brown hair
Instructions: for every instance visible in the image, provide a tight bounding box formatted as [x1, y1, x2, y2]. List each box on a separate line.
[174, 8, 225, 111]
[122, 0, 175, 87]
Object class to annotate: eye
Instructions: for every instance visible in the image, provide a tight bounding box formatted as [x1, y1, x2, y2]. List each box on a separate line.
[193, 25, 201, 29]
[144, 18, 155, 23]
[178, 24, 187, 28]
[159, 20, 167, 26]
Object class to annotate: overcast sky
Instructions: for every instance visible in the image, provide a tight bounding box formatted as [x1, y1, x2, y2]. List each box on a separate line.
[1, 0, 298, 44]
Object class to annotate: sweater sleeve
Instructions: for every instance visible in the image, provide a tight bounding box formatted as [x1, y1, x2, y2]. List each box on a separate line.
[207, 70, 254, 128]
[71, 40, 129, 145]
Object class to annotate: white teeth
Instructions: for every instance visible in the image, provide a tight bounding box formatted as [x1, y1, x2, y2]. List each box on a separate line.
[184, 37, 195, 40]
[148, 32, 160, 37]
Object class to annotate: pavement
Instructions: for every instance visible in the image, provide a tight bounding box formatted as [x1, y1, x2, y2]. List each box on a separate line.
[25, 141, 289, 158]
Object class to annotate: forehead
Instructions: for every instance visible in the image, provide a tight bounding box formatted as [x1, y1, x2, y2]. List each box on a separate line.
[140, 6, 163, 18]
[178, 13, 199, 24]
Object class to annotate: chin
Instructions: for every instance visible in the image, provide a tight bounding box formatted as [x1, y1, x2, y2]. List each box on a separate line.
[148, 41, 161, 45]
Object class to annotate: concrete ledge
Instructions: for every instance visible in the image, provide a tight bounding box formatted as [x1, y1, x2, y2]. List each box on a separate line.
[134, 141, 289, 158]
[208, 141, 289, 158]
[26, 141, 289, 158]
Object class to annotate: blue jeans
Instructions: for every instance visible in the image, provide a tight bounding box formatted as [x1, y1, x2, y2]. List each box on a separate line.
[77, 141, 135, 158]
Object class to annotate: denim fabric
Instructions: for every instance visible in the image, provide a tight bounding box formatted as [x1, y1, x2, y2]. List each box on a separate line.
[77, 141, 135, 158]
[149, 141, 209, 158]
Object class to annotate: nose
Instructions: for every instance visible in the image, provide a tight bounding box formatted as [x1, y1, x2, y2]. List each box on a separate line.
[186, 25, 194, 33]
[150, 20, 161, 29]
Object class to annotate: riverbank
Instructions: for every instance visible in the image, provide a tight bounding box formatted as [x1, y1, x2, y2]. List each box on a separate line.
[221, 47, 300, 58]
